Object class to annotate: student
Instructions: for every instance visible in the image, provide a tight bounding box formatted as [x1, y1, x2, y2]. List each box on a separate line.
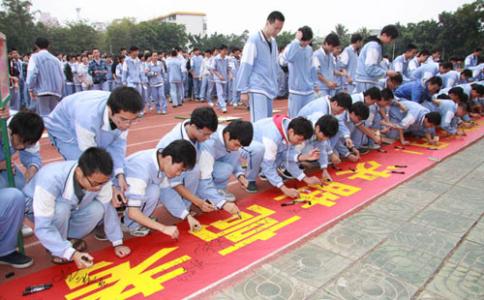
[237, 11, 285, 122]
[64, 55, 75, 96]
[408, 49, 430, 76]
[0, 110, 44, 189]
[300, 115, 340, 181]
[366, 88, 396, 138]
[427, 49, 441, 64]
[313, 33, 340, 97]
[354, 25, 399, 92]
[228, 47, 242, 106]
[122, 46, 144, 96]
[88, 48, 109, 91]
[338, 33, 363, 93]
[464, 48, 481, 68]
[23, 147, 130, 269]
[77, 55, 92, 91]
[155, 107, 235, 229]
[210, 44, 231, 113]
[199, 120, 254, 201]
[280, 26, 316, 117]
[146, 52, 167, 114]
[335, 102, 370, 157]
[199, 49, 213, 103]
[26, 37, 65, 117]
[437, 63, 461, 89]
[122, 140, 197, 237]
[190, 48, 203, 100]
[114, 55, 125, 88]
[382, 100, 441, 145]
[410, 60, 446, 83]
[392, 44, 418, 82]
[44, 87, 144, 204]
[394, 76, 443, 103]
[469, 83, 484, 115]
[166, 50, 184, 108]
[383, 73, 403, 91]
[105, 55, 114, 91]
[424, 94, 468, 136]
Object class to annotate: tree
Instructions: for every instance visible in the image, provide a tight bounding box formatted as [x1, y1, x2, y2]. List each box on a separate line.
[275, 31, 294, 49]
[0, 0, 37, 52]
[334, 24, 350, 47]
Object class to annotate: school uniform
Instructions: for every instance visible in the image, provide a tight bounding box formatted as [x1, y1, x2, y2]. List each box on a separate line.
[122, 56, 143, 95]
[386, 100, 433, 139]
[165, 57, 184, 107]
[355, 39, 385, 92]
[410, 62, 439, 82]
[88, 59, 109, 91]
[395, 80, 434, 104]
[392, 54, 411, 82]
[313, 47, 337, 96]
[0, 188, 26, 257]
[438, 70, 460, 89]
[464, 53, 478, 68]
[146, 61, 167, 113]
[210, 54, 231, 111]
[422, 99, 458, 134]
[190, 55, 203, 99]
[338, 45, 359, 93]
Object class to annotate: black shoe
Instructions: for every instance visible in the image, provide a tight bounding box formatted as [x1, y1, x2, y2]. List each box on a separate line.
[357, 147, 370, 155]
[94, 225, 107, 241]
[246, 181, 257, 193]
[259, 173, 268, 181]
[0, 251, 33, 269]
[277, 167, 294, 180]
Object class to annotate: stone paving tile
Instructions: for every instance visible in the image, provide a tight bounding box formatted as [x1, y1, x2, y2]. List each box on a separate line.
[466, 219, 484, 245]
[388, 222, 459, 259]
[218, 264, 317, 300]
[305, 288, 344, 300]
[427, 185, 484, 219]
[448, 240, 484, 271]
[426, 262, 484, 300]
[323, 263, 418, 300]
[337, 211, 402, 238]
[420, 157, 475, 185]
[416, 289, 451, 300]
[411, 208, 476, 236]
[456, 163, 484, 191]
[363, 193, 425, 222]
[363, 240, 442, 287]
[398, 176, 452, 197]
[310, 222, 385, 261]
[269, 243, 353, 289]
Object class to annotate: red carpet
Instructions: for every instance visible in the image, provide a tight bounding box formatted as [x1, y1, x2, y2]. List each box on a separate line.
[1, 119, 483, 300]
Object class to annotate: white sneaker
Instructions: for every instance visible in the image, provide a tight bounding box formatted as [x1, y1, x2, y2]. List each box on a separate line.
[217, 189, 236, 202]
[368, 143, 381, 150]
[22, 225, 33, 237]
[121, 222, 150, 237]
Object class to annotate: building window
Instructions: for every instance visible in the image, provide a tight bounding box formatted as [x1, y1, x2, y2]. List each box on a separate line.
[203, 22, 207, 31]
[168, 15, 176, 21]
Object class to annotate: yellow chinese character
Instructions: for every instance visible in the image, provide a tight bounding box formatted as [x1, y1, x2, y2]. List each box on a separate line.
[190, 205, 300, 256]
[65, 247, 190, 300]
[336, 161, 396, 181]
[409, 140, 449, 149]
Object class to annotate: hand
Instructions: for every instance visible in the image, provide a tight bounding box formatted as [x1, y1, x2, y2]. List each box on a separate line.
[240, 93, 249, 106]
[0, 106, 10, 119]
[29, 91, 37, 100]
[330, 153, 341, 165]
[114, 245, 131, 258]
[345, 138, 354, 149]
[303, 149, 320, 161]
[327, 81, 337, 89]
[198, 200, 216, 212]
[160, 224, 180, 239]
[347, 76, 353, 84]
[112, 187, 126, 208]
[223, 202, 240, 215]
[303, 176, 321, 186]
[72, 251, 94, 269]
[24, 165, 38, 183]
[321, 169, 333, 183]
[237, 175, 249, 189]
[0, 160, 15, 172]
[218, 75, 224, 81]
[281, 185, 299, 198]
[187, 215, 202, 232]
[347, 154, 359, 162]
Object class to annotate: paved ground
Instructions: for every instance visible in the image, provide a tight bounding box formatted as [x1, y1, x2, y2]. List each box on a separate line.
[206, 138, 484, 300]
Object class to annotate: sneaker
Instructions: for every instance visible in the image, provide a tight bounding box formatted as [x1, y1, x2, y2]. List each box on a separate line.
[367, 143, 381, 150]
[222, 108, 227, 113]
[94, 225, 107, 241]
[22, 225, 33, 237]
[259, 173, 268, 181]
[0, 251, 33, 269]
[246, 181, 257, 193]
[121, 222, 151, 237]
[233, 103, 238, 108]
[357, 147, 370, 155]
[277, 167, 294, 180]
[209, 102, 215, 107]
[217, 189, 236, 202]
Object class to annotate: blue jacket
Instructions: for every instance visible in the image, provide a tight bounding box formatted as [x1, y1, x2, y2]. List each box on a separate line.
[26, 50, 64, 97]
[392, 54, 411, 82]
[395, 80, 433, 104]
[166, 57, 183, 83]
[280, 39, 315, 95]
[411, 62, 439, 82]
[145, 61, 165, 87]
[122, 56, 143, 85]
[236, 31, 279, 99]
[190, 55, 204, 78]
[355, 39, 385, 84]
[313, 47, 336, 90]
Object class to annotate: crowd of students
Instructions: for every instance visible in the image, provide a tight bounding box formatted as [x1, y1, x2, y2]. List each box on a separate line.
[1, 10, 483, 271]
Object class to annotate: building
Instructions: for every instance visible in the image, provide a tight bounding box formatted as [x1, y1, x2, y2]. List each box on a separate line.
[155, 11, 207, 36]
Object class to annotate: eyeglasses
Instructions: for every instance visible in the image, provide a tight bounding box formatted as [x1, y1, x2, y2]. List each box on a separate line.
[114, 114, 139, 125]
[84, 174, 109, 188]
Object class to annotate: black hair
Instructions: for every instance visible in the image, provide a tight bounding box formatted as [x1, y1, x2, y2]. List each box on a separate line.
[299, 26, 313, 41]
[425, 112, 441, 126]
[190, 106, 218, 132]
[129, 46, 139, 53]
[315, 115, 339, 138]
[440, 62, 453, 70]
[8, 111, 44, 146]
[427, 76, 443, 87]
[330, 92, 352, 110]
[193, 47, 200, 52]
[474, 47, 482, 52]
[461, 69, 472, 78]
[35, 37, 49, 49]
[78, 147, 113, 177]
[219, 44, 228, 51]
[350, 102, 370, 121]
[171, 50, 178, 57]
[389, 73, 403, 85]
[458, 101, 470, 113]
[160, 140, 196, 170]
[406, 43, 417, 52]
[380, 25, 399, 39]
[363, 87, 381, 100]
[419, 49, 430, 57]
[267, 11, 285, 23]
[223, 120, 253, 146]
[471, 84, 484, 96]
[324, 33, 340, 47]
[288, 117, 313, 140]
[436, 94, 451, 100]
[107, 86, 144, 114]
[204, 49, 212, 54]
[448, 86, 464, 96]
[380, 88, 394, 101]
[350, 33, 363, 44]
